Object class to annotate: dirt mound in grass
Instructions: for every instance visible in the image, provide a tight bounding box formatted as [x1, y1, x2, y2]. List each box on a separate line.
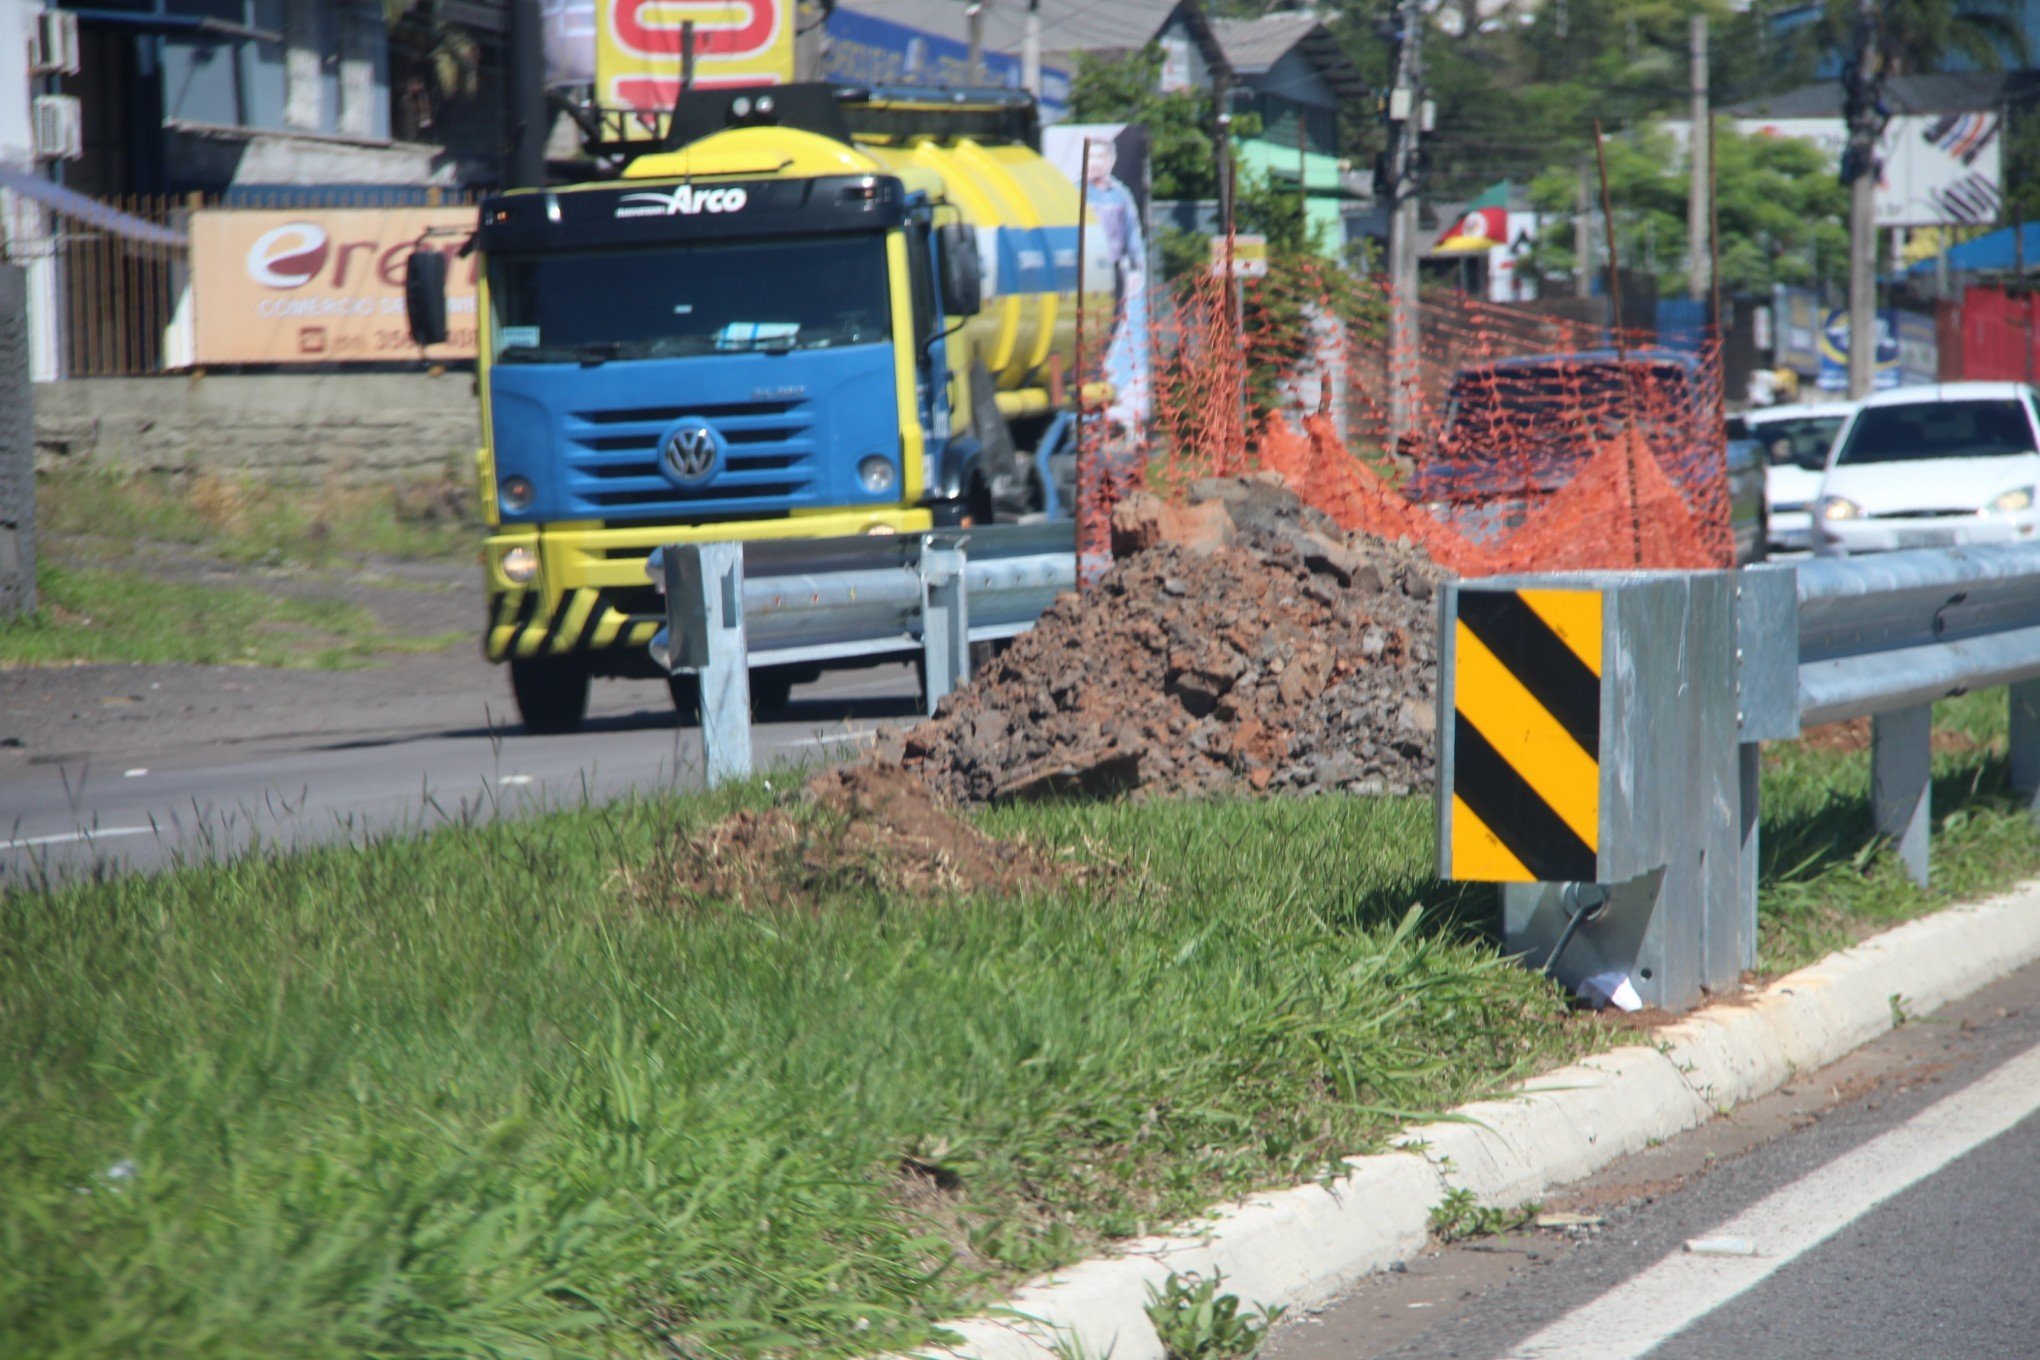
[660, 763, 1070, 908]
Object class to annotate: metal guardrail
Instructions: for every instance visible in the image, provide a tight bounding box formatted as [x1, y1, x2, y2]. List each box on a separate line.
[1438, 544, 2040, 1012]
[1785, 545, 2040, 887]
[648, 524, 1076, 784]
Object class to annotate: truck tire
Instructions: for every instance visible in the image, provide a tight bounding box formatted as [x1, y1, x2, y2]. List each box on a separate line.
[751, 668, 798, 719]
[666, 672, 700, 726]
[510, 656, 591, 734]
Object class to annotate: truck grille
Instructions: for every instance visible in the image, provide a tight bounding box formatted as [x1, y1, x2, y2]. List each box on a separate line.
[561, 399, 819, 517]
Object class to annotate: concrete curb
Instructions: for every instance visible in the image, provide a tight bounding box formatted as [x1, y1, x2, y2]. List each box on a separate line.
[923, 880, 2040, 1360]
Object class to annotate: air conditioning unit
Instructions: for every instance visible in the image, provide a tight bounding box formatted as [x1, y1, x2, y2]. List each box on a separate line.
[32, 95, 83, 161]
[29, 9, 80, 77]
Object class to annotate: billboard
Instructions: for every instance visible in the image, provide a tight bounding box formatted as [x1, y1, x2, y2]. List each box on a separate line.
[822, 8, 1070, 120]
[1814, 307, 1939, 392]
[596, 0, 793, 109]
[191, 208, 479, 365]
[1735, 112, 2003, 228]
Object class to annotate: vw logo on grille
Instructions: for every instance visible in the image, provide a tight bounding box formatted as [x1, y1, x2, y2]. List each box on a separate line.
[659, 420, 722, 486]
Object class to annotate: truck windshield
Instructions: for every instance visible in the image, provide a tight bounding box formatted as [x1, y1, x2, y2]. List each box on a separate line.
[488, 235, 891, 363]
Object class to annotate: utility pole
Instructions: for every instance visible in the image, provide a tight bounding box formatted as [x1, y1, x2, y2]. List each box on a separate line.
[504, 0, 546, 188]
[1022, 0, 1041, 96]
[1576, 158, 1594, 298]
[1687, 14, 1709, 303]
[1214, 62, 1234, 241]
[1842, 0, 1884, 399]
[967, 3, 986, 85]
[1384, 0, 1424, 444]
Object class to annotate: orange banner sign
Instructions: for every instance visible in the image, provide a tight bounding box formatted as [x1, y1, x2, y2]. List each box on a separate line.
[191, 207, 479, 365]
[596, 0, 792, 110]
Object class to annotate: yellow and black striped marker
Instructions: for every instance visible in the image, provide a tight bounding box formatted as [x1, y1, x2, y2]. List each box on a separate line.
[485, 587, 661, 662]
[1449, 587, 1604, 883]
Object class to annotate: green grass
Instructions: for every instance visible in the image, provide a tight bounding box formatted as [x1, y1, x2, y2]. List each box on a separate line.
[2, 697, 2037, 1358]
[0, 789, 1581, 1360]
[0, 561, 463, 669]
[1756, 692, 2040, 970]
[35, 467, 477, 568]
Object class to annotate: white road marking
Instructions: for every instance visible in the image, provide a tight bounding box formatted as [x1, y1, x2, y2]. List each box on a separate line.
[786, 730, 878, 748]
[2, 826, 155, 851]
[1502, 1040, 2040, 1359]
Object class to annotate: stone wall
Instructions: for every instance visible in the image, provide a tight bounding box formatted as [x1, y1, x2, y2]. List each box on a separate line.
[34, 372, 482, 485]
[1, 265, 34, 618]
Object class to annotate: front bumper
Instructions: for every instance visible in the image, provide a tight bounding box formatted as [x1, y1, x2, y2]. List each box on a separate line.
[1813, 510, 2040, 556]
[1768, 509, 1813, 552]
[483, 507, 935, 663]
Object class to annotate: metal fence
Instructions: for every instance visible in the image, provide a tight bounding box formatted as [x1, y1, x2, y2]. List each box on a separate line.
[14, 187, 483, 378]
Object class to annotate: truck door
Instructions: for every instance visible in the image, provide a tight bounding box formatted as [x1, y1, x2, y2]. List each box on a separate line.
[906, 222, 949, 445]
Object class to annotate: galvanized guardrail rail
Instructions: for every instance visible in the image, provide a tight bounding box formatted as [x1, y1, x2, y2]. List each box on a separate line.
[1437, 544, 2040, 1012]
[649, 524, 1076, 783]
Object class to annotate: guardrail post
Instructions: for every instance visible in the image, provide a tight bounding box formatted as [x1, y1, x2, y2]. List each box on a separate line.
[1871, 704, 1931, 887]
[1440, 572, 1738, 1011]
[920, 533, 970, 716]
[662, 541, 753, 787]
[2012, 679, 2040, 815]
[1734, 564, 1801, 984]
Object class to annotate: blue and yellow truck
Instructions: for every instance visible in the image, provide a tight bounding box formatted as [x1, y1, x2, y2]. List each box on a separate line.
[407, 84, 1090, 732]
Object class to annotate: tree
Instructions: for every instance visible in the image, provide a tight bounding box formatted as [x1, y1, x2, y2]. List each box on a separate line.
[1793, 0, 2027, 76]
[1524, 120, 1850, 296]
[1066, 46, 1223, 201]
[386, 1, 483, 142]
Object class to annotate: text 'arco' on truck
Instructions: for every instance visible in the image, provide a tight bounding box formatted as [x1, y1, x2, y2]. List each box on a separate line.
[405, 83, 1110, 734]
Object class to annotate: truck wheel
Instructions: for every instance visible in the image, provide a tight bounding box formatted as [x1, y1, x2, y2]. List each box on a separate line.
[666, 672, 700, 726]
[510, 657, 590, 735]
[751, 668, 798, 719]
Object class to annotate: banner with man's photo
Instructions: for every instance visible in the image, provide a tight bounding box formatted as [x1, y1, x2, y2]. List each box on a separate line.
[1044, 124, 1152, 434]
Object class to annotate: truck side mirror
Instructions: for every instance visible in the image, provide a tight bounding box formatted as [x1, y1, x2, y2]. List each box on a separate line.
[936, 223, 981, 317]
[405, 249, 449, 347]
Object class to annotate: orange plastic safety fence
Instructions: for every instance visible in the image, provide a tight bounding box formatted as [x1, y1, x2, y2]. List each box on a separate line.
[1072, 256, 1732, 580]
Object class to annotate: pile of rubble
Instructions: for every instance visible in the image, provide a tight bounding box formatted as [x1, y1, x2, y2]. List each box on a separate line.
[653, 763, 1072, 908]
[890, 473, 1447, 803]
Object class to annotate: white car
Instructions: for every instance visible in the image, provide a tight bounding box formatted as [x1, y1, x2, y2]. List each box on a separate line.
[1814, 382, 2040, 555]
[1730, 401, 1858, 552]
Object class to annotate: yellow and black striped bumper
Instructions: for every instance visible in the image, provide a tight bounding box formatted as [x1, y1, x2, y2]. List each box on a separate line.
[485, 587, 662, 662]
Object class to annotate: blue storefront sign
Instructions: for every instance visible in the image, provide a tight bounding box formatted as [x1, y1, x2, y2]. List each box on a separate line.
[823, 8, 1070, 120]
[1815, 307, 1939, 392]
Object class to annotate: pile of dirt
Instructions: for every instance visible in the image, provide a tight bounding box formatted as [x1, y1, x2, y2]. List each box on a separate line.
[659, 762, 1070, 908]
[891, 473, 1448, 803]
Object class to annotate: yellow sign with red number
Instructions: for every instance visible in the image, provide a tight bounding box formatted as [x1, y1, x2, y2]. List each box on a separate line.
[596, 0, 793, 110]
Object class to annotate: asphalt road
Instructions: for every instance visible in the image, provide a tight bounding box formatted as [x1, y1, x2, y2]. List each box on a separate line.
[1267, 953, 2040, 1360]
[0, 662, 923, 882]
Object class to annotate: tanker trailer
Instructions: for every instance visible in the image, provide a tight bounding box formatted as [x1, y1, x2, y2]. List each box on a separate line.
[406, 84, 1099, 733]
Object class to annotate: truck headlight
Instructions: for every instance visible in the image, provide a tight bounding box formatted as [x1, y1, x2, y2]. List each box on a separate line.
[499, 545, 538, 584]
[1988, 486, 2034, 514]
[501, 475, 535, 512]
[1821, 497, 1863, 522]
[858, 455, 897, 494]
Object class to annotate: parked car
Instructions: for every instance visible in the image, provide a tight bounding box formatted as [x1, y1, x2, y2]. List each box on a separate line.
[1415, 351, 1764, 564]
[1726, 400, 1858, 553]
[1814, 382, 2040, 555]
